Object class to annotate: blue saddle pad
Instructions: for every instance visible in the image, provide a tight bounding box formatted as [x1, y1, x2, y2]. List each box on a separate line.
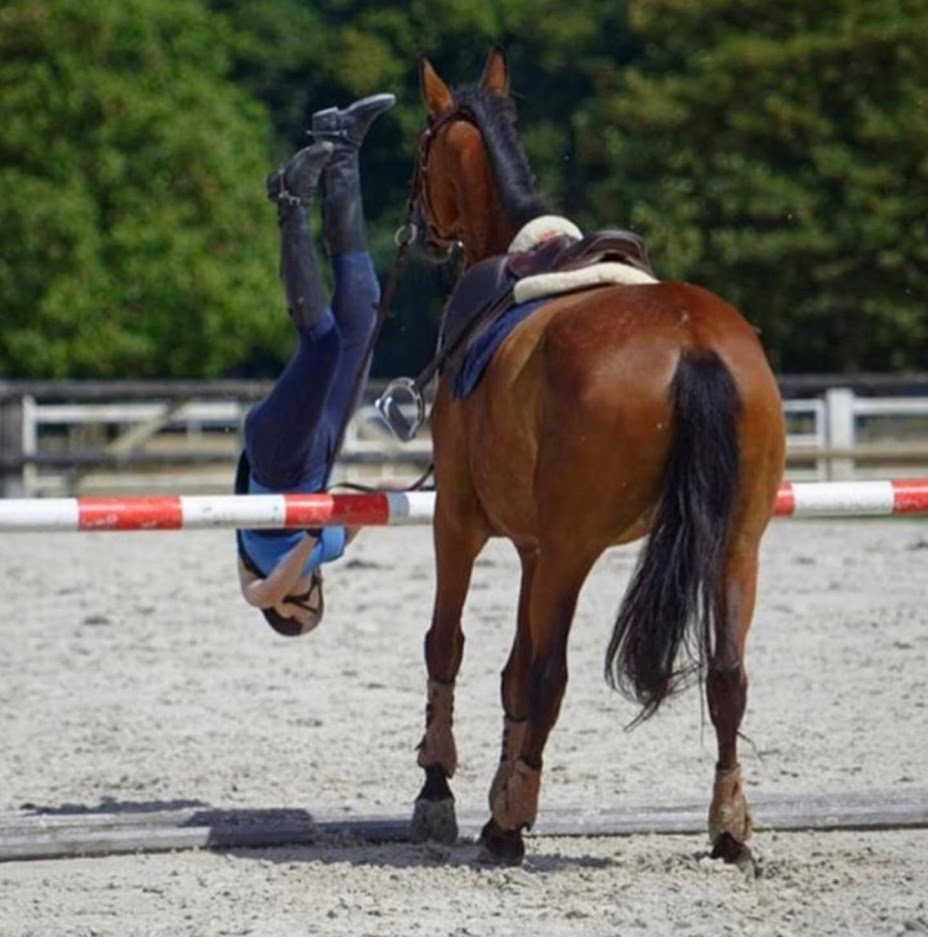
[452, 299, 547, 399]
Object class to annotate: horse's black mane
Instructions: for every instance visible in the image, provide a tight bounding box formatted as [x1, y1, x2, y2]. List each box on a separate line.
[452, 86, 548, 227]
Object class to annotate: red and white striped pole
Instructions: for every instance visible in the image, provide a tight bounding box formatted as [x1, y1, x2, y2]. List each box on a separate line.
[0, 480, 926, 533]
[0, 491, 436, 532]
[775, 478, 928, 518]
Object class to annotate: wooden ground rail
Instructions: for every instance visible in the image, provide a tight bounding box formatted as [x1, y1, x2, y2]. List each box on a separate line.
[1, 788, 925, 862]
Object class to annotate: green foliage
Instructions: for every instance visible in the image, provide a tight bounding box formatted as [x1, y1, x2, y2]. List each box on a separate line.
[588, 0, 928, 370]
[0, 0, 287, 378]
[0, 0, 925, 376]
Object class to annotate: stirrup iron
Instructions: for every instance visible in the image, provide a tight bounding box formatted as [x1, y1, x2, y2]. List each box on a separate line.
[375, 377, 425, 442]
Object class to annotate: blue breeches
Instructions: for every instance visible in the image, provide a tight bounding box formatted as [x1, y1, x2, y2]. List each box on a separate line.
[243, 251, 379, 491]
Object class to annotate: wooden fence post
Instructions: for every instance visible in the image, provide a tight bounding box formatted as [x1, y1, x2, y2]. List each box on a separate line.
[0, 393, 25, 497]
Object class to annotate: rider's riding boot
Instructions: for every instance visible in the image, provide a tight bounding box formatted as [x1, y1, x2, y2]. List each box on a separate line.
[311, 93, 396, 255]
[265, 141, 334, 330]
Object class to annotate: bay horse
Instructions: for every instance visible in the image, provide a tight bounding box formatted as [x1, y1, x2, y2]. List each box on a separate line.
[407, 48, 786, 867]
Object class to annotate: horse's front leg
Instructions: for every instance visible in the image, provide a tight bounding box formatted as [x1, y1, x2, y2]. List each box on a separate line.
[707, 546, 760, 869]
[480, 547, 591, 865]
[410, 506, 487, 846]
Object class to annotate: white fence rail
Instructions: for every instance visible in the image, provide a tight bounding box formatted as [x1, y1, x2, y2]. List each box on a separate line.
[3, 392, 431, 497]
[783, 388, 928, 480]
[2, 382, 927, 496]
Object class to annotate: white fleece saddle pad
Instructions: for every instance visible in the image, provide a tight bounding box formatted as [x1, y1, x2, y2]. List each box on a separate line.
[513, 261, 658, 305]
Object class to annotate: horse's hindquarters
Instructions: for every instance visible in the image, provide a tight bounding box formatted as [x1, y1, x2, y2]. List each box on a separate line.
[432, 284, 782, 548]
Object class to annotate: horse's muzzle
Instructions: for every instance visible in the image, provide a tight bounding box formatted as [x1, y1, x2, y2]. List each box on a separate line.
[410, 206, 460, 264]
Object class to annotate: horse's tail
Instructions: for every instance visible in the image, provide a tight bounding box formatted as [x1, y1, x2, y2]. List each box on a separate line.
[605, 349, 740, 723]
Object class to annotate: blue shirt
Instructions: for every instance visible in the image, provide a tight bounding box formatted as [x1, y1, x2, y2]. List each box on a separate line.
[236, 459, 346, 579]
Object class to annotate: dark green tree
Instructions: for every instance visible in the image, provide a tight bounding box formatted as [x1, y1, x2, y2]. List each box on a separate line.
[0, 0, 287, 378]
[3, 0, 925, 377]
[583, 0, 928, 371]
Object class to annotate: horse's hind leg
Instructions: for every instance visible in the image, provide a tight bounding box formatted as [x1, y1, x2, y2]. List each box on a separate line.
[707, 543, 761, 867]
[487, 545, 536, 811]
[410, 506, 487, 846]
[480, 545, 593, 865]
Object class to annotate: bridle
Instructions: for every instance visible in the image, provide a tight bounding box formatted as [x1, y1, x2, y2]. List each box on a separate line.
[409, 107, 468, 254]
[402, 100, 481, 259]
[375, 103, 473, 327]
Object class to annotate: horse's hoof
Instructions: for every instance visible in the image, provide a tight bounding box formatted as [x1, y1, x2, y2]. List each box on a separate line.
[410, 796, 458, 845]
[711, 832, 756, 875]
[477, 818, 525, 866]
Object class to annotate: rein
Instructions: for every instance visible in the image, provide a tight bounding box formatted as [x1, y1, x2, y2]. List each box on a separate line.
[327, 124, 443, 495]
[371, 102, 481, 444]
[336, 102, 479, 488]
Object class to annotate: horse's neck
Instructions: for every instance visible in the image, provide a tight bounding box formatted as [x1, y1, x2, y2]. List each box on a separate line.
[461, 212, 517, 267]
[454, 131, 519, 266]
[457, 186, 522, 268]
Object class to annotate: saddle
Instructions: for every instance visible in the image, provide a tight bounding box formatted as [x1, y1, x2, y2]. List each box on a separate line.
[438, 228, 655, 383]
[374, 228, 656, 441]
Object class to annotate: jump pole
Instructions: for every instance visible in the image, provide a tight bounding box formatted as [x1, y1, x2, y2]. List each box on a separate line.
[0, 479, 927, 532]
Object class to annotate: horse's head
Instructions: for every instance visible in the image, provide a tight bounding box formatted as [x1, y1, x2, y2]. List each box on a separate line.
[411, 48, 547, 268]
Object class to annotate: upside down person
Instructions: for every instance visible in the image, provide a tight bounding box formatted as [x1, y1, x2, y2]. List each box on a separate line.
[235, 93, 395, 636]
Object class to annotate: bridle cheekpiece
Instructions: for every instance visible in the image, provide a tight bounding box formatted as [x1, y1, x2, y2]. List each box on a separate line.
[405, 101, 477, 257]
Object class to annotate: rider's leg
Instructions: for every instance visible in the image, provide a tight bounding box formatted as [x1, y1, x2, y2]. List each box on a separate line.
[312, 93, 395, 258]
[311, 94, 395, 431]
[244, 142, 342, 490]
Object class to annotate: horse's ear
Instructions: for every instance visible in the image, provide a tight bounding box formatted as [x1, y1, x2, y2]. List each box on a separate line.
[420, 56, 454, 118]
[480, 46, 509, 96]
